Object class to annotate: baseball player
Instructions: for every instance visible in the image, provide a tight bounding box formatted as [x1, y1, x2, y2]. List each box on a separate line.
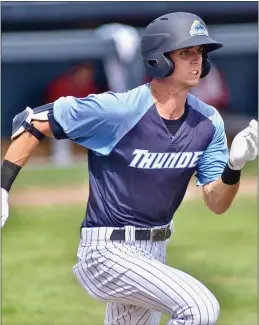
[1, 12, 258, 325]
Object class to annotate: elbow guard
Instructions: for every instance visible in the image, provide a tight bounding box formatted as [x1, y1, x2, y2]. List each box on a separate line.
[11, 103, 53, 141]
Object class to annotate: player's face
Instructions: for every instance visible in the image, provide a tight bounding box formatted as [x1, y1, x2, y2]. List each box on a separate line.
[168, 46, 204, 87]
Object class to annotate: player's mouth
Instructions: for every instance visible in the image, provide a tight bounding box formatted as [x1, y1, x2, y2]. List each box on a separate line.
[190, 70, 199, 76]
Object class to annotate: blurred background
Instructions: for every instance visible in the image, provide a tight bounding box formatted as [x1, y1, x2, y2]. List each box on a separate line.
[1, 2, 258, 325]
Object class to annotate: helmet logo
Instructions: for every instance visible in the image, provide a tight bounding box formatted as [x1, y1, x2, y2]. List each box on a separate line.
[189, 20, 209, 37]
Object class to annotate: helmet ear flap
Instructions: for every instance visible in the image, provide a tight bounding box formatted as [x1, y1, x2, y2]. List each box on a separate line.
[145, 53, 211, 79]
[200, 54, 211, 78]
[144, 53, 175, 79]
[162, 53, 175, 78]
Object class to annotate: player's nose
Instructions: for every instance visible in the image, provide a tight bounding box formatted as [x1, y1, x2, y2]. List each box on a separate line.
[191, 54, 202, 65]
[190, 49, 202, 65]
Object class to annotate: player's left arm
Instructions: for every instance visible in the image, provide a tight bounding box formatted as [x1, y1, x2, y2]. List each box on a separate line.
[203, 119, 257, 214]
[202, 178, 239, 215]
[196, 113, 257, 214]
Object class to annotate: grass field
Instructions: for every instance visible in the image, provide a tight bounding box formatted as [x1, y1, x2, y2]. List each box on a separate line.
[2, 191, 257, 325]
[12, 162, 90, 190]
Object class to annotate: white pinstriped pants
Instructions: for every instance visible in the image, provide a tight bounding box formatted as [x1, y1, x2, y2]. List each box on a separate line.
[73, 225, 220, 325]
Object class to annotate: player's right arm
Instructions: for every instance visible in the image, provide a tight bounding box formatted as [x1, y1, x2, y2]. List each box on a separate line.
[1, 92, 131, 227]
[4, 120, 53, 166]
[1, 119, 54, 227]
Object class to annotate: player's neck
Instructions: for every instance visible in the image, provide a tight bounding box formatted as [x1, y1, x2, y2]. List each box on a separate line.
[150, 80, 189, 120]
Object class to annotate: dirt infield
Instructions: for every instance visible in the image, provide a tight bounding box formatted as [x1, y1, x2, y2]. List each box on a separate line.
[10, 178, 257, 207]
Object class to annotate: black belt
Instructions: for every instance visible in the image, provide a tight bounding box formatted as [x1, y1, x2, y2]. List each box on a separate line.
[110, 226, 171, 242]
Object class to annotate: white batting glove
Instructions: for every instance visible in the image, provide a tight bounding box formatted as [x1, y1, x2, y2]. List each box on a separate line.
[229, 119, 258, 170]
[1, 188, 9, 228]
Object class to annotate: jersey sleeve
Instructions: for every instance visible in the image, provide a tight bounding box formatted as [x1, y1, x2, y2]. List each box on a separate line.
[196, 110, 229, 186]
[49, 92, 128, 155]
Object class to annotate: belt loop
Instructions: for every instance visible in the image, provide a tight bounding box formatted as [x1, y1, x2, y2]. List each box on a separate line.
[124, 225, 135, 243]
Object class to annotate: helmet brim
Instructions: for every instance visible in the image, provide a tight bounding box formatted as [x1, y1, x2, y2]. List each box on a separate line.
[171, 36, 223, 53]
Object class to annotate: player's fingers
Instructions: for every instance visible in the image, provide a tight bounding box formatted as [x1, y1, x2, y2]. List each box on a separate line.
[246, 135, 256, 148]
[246, 135, 258, 160]
[238, 126, 250, 138]
[249, 119, 258, 130]
[248, 127, 258, 143]
[248, 120, 258, 142]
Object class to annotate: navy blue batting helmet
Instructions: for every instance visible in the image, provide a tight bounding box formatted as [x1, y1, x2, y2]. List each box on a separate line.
[141, 12, 223, 79]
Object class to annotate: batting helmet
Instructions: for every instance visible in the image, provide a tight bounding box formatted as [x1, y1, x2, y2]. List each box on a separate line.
[141, 12, 223, 79]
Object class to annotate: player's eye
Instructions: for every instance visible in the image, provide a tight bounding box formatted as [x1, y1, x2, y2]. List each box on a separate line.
[179, 50, 189, 56]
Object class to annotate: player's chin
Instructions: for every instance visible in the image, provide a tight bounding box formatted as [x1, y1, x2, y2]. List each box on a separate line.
[184, 79, 200, 88]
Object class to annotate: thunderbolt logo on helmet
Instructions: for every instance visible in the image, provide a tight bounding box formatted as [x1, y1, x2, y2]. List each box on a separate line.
[141, 12, 223, 79]
[189, 20, 209, 37]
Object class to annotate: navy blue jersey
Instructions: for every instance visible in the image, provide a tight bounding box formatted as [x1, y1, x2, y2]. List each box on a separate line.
[50, 84, 228, 227]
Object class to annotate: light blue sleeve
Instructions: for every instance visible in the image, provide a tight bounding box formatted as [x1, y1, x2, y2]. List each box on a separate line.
[196, 110, 229, 186]
[52, 85, 152, 155]
[53, 93, 128, 155]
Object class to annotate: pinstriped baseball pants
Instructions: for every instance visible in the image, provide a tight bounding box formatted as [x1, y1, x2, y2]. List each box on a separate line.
[73, 225, 220, 325]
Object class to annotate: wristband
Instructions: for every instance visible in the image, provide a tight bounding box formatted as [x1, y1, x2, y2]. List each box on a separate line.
[1, 159, 21, 192]
[221, 162, 241, 185]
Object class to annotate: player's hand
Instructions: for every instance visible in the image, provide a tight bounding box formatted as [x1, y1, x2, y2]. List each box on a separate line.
[229, 119, 258, 170]
[1, 188, 9, 227]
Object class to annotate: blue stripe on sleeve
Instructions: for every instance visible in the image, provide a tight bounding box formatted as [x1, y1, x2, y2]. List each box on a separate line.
[48, 110, 68, 139]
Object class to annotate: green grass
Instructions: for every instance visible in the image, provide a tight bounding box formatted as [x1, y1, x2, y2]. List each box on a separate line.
[13, 162, 89, 190]
[13, 159, 257, 190]
[242, 158, 257, 177]
[2, 195, 257, 325]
